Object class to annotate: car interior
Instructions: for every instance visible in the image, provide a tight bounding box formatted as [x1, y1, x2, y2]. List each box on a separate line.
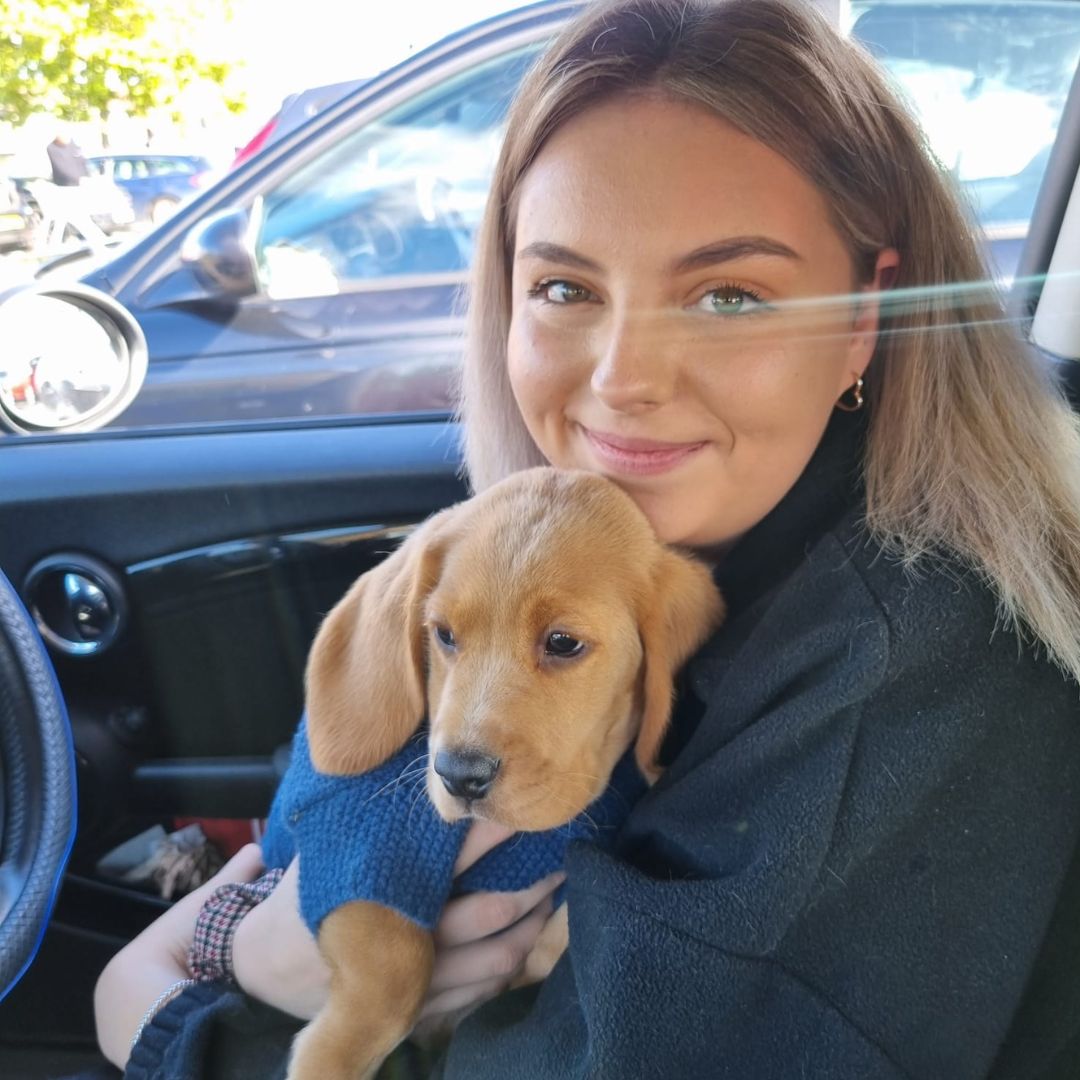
[2, 1, 1080, 1077]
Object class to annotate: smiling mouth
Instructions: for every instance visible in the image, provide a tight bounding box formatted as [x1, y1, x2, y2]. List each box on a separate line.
[582, 427, 707, 476]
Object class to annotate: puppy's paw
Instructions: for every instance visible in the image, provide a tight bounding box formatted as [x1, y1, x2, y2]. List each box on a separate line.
[286, 1018, 384, 1080]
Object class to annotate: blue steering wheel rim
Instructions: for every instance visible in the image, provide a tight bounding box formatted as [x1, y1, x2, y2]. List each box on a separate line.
[0, 566, 76, 1001]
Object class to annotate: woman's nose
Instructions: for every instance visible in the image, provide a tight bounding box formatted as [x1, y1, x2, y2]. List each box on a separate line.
[589, 312, 677, 413]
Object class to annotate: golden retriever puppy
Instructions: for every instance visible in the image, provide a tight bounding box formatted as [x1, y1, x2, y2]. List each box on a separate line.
[279, 466, 724, 1080]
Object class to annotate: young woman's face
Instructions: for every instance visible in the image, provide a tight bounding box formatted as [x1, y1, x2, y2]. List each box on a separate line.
[507, 94, 897, 550]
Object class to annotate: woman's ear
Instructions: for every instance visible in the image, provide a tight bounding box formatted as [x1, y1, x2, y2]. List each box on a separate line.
[305, 511, 453, 775]
[635, 549, 725, 781]
[846, 247, 901, 381]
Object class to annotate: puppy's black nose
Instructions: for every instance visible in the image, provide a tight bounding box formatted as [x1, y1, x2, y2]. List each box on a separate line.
[434, 748, 500, 801]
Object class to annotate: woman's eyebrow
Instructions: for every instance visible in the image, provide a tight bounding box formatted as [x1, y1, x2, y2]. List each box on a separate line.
[675, 237, 803, 271]
[516, 237, 803, 273]
[516, 242, 604, 272]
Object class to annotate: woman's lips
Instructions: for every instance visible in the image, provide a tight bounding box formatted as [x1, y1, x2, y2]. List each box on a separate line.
[582, 427, 707, 476]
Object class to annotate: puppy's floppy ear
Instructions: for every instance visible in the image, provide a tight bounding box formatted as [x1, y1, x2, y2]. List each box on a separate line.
[636, 550, 725, 781]
[305, 510, 453, 776]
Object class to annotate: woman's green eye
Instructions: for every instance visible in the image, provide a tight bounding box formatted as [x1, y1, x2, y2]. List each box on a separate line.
[696, 285, 767, 316]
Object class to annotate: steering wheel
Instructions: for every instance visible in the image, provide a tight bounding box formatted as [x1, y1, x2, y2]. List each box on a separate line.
[0, 566, 76, 998]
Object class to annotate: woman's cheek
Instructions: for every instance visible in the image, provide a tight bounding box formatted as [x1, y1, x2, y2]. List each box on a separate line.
[686, 338, 787, 442]
[506, 331, 561, 465]
[509, 316, 584, 412]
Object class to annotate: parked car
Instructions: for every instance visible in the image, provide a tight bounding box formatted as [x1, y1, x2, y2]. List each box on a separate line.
[0, 0, 1072, 439]
[0, 171, 38, 253]
[230, 79, 368, 170]
[1, 1, 1079, 1076]
[87, 153, 214, 226]
[0, 152, 135, 253]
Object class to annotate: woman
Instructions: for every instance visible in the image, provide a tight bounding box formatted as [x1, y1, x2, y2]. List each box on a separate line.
[93, 0, 1080, 1077]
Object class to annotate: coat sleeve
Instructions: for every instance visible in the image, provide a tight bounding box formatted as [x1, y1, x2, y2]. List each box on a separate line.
[439, 535, 1080, 1080]
[124, 981, 297, 1080]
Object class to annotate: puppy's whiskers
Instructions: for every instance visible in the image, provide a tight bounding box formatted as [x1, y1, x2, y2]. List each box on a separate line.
[405, 767, 437, 830]
[363, 751, 429, 807]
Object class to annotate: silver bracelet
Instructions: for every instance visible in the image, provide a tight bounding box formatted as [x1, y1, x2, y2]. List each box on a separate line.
[130, 977, 198, 1052]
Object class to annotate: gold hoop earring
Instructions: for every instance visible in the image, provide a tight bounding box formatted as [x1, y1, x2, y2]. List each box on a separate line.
[836, 376, 864, 412]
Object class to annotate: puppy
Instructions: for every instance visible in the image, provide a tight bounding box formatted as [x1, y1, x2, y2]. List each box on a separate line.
[267, 466, 724, 1080]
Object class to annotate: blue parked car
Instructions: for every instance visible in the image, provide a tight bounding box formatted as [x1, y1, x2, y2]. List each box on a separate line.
[87, 153, 214, 226]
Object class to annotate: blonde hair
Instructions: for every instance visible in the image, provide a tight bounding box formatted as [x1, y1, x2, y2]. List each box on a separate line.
[459, 0, 1080, 684]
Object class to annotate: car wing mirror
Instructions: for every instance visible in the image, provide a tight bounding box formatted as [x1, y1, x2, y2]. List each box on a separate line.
[0, 283, 149, 435]
[180, 200, 262, 300]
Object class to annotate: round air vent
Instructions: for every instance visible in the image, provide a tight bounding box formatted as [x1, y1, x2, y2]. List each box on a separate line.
[24, 553, 127, 657]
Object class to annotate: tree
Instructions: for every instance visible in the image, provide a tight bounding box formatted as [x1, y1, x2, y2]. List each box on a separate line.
[0, 0, 245, 127]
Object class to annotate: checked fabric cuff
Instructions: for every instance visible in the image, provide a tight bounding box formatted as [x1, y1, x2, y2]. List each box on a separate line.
[188, 867, 284, 982]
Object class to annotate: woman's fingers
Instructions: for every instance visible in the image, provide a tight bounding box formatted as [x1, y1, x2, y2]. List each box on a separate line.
[169, 842, 265, 922]
[418, 973, 513, 1024]
[434, 870, 564, 949]
[426, 892, 556, 1003]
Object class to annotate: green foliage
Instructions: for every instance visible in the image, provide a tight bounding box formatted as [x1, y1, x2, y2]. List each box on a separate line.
[0, 0, 245, 126]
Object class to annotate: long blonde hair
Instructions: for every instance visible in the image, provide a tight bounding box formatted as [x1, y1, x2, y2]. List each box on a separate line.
[459, 0, 1080, 684]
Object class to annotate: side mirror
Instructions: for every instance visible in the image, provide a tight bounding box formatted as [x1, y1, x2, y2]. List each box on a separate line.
[0, 283, 149, 435]
[180, 201, 261, 299]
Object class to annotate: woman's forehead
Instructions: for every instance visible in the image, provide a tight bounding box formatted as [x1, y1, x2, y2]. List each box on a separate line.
[513, 94, 847, 273]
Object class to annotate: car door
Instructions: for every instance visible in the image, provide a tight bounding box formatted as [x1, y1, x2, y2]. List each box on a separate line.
[0, 419, 469, 1071]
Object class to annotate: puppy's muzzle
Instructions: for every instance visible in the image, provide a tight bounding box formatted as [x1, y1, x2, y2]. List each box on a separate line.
[434, 747, 501, 802]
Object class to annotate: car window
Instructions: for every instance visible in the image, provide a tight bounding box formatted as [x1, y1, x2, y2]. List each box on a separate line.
[112, 158, 150, 181]
[152, 157, 190, 175]
[253, 46, 539, 300]
[850, 1, 1080, 277]
[3, 1, 1076, 441]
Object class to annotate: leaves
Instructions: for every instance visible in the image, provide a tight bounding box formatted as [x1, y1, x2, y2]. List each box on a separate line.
[0, 0, 244, 126]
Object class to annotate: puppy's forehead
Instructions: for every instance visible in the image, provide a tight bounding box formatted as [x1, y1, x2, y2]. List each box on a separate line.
[437, 469, 660, 605]
[480, 470, 652, 558]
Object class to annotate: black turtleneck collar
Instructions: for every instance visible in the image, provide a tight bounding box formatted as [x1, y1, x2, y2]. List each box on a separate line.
[709, 407, 867, 622]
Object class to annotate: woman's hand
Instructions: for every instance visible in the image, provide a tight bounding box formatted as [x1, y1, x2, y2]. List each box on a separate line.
[94, 843, 265, 1070]
[96, 821, 564, 1069]
[234, 821, 564, 1026]
[421, 821, 564, 1024]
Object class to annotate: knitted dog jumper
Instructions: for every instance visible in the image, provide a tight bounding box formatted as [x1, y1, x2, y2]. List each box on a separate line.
[261, 719, 646, 933]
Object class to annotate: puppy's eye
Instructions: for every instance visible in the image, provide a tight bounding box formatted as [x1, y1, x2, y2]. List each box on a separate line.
[545, 632, 584, 658]
[434, 625, 456, 649]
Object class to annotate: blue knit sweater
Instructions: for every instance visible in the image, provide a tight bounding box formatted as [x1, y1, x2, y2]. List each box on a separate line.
[261, 719, 646, 932]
